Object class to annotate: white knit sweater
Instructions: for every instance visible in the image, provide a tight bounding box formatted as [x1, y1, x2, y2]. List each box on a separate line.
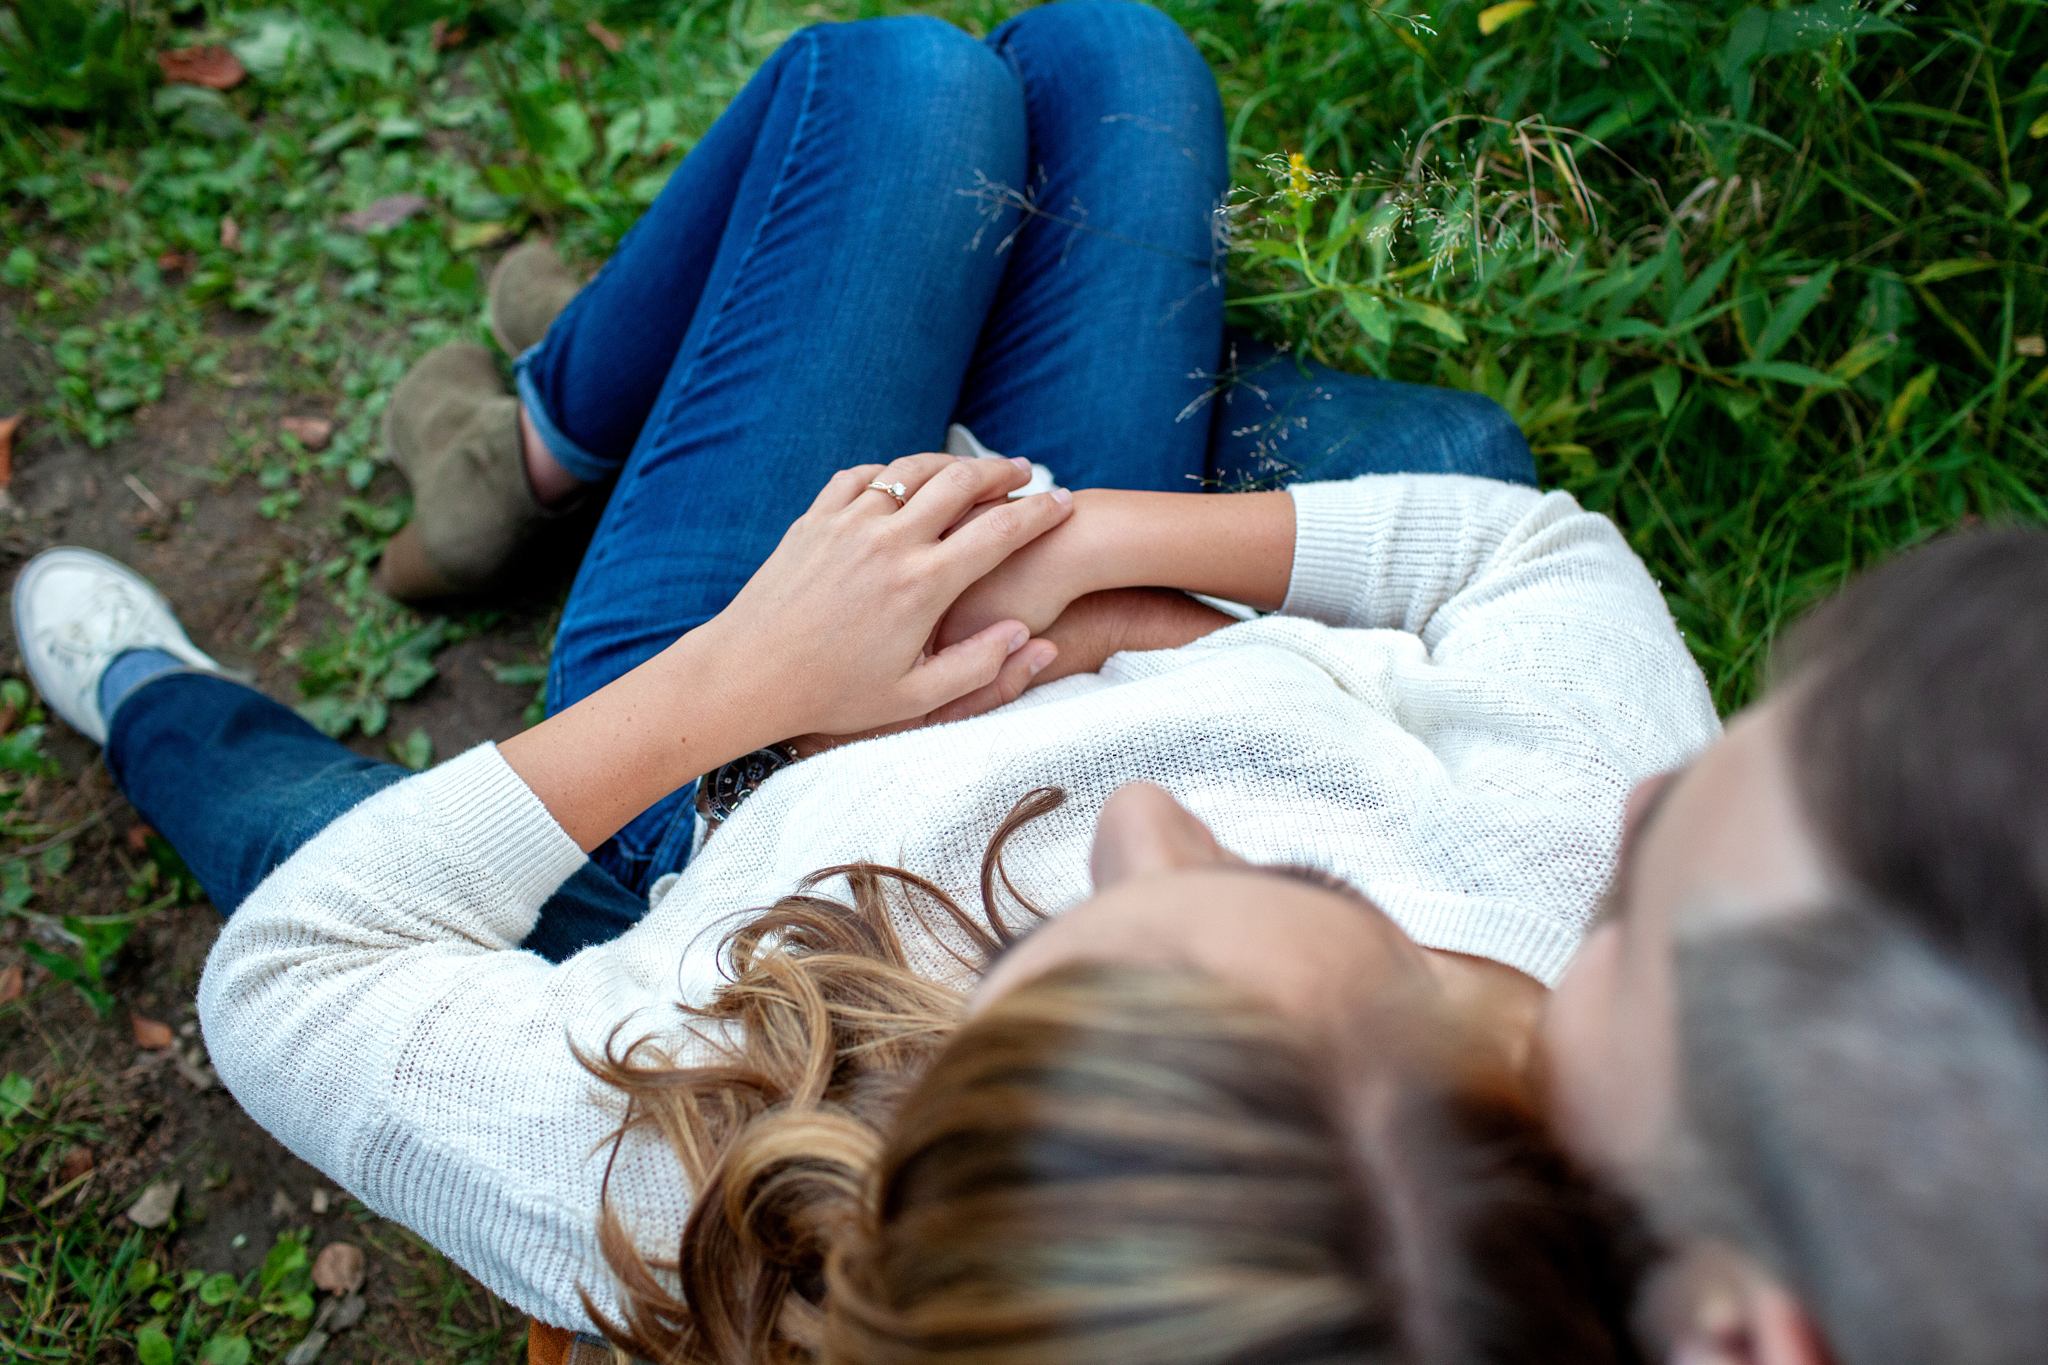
[198, 474, 1718, 1331]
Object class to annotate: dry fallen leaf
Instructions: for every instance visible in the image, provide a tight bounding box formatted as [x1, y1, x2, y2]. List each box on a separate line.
[220, 216, 242, 251]
[585, 18, 624, 51]
[0, 964, 22, 1006]
[84, 171, 131, 194]
[280, 416, 335, 451]
[156, 45, 247, 90]
[126, 1179, 181, 1228]
[131, 1013, 175, 1049]
[2016, 334, 2046, 358]
[156, 252, 192, 274]
[58, 1146, 94, 1182]
[310, 1187, 330, 1214]
[429, 18, 467, 50]
[337, 194, 429, 232]
[312, 1241, 366, 1295]
[0, 412, 21, 490]
[127, 823, 155, 852]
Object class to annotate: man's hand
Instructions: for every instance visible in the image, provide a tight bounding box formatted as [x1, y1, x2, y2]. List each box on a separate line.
[796, 587, 1236, 755]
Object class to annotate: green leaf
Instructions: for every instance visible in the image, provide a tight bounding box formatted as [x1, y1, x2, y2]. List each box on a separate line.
[1667, 245, 1742, 328]
[40, 843, 71, 876]
[260, 1234, 308, 1291]
[1753, 264, 1837, 363]
[1728, 360, 1844, 389]
[491, 662, 549, 686]
[3, 859, 34, 911]
[276, 1289, 316, 1319]
[0, 1072, 32, 1121]
[1829, 337, 1896, 382]
[1650, 366, 1683, 417]
[319, 28, 396, 83]
[198, 1272, 241, 1306]
[390, 728, 433, 772]
[136, 1325, 174, 1365]
[628, 170, 675, 205]
[0, 724, 56, 778]
[1885, 365, 1940, 433]
[200, 1334, 251, 1365]
[2032, 112, 2048, 140]
[1909, 259, 1998, 286]
[1395, 298, 1466, 343]
[310, 114, 367, 155]
[230, 15, 310, 83]
[1343, 291, 1392, 343]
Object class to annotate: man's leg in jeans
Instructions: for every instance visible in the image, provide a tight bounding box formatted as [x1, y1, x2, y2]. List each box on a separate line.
[537, 18, 1030, 894]
[104, 672, 644, 962]
[1207, 333, 1537, 488]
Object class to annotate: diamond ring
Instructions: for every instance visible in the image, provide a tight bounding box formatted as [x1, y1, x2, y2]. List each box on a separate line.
[866, 479, 909, 509]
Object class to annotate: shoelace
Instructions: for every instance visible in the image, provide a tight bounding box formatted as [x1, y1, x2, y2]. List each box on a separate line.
[37, 578, 151, 674]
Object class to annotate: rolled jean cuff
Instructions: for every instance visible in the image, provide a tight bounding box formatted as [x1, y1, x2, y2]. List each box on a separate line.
[513, 349, 615, 485]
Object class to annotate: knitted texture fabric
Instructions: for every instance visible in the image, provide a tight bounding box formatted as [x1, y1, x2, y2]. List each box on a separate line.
[198, 473, 1719, 1332]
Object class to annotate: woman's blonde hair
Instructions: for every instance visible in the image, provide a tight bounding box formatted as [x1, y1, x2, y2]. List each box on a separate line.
[582, 792, 1645, 1365]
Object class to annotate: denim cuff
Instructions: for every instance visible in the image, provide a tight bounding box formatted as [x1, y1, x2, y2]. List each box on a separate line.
[513, 349, 616, 485]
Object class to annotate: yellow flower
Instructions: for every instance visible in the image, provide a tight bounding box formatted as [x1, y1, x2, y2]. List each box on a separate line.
[1287, 151, 1313, 199]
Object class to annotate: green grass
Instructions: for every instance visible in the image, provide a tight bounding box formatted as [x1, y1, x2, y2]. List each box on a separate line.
[1, 0, 2043, 1357]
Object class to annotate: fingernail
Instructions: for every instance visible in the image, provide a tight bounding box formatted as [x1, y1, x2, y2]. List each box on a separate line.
[1028, 643, 1055, 675]
[1010, 456, 1031, 471]
[1007, 626, 1030, 655]
[1051, 487, 1072, 506]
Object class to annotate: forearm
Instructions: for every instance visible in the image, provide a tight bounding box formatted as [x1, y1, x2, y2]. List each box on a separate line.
[497, 620, 784, 851]
[1057, 488, 1295, 609]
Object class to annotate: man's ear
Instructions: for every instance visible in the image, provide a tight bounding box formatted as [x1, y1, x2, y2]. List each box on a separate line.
[1650, 1242, 1834, 1365]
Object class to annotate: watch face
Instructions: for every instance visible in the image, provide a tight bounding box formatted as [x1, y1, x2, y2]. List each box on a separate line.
[699, 744, 799, 824]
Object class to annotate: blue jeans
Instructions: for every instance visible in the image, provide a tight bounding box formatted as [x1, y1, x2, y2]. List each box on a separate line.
[104, 2, 1531, 955]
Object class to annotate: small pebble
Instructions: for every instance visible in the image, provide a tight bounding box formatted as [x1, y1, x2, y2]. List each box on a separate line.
[125, 1180, 180, 1229]
[282, 1329, 328, 1365]
[231, 1233, 248, 1249]
[309, 1188, 329, 1215]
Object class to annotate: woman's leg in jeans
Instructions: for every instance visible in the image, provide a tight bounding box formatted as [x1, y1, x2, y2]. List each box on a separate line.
[951, 1, 1229, 490]
[103, 672, 645, 962]
[948, 3, 1530, 492]
[534, 18, 1031, 893]
[1207, 331, 1536, 487]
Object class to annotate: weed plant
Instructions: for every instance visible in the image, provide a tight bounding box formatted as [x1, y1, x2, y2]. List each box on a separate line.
[0, 0, 2042, 1359]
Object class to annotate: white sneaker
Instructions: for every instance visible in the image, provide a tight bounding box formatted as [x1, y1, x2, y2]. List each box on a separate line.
[11, 547, 220, 744]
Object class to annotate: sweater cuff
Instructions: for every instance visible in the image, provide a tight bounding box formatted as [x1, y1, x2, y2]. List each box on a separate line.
[419, 743, 589, 932]
[1281, 479, 1393, 625]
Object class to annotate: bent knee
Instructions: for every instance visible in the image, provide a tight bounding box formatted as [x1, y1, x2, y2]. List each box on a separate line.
[808, 14, 1012, 112]
[1001, 1, 1203, 64]
[1442, 391, 1537, 486]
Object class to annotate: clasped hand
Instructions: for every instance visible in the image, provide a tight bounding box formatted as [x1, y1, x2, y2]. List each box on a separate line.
[705, 451, 1073, 742]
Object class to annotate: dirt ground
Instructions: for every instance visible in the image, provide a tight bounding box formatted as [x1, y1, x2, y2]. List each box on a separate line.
[0, 289, 570, 1359]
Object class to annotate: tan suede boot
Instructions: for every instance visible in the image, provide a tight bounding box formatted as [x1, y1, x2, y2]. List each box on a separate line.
[488, 241, 580, 356]
[376, 343, 544, 602]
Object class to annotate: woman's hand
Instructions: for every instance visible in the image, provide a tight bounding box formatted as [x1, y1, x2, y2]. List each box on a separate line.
[707, 452, 1072, 739]
[501, 452, 1071, 850]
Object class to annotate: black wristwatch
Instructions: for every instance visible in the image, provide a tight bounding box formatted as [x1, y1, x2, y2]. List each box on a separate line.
[694, 742, 802, 829]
